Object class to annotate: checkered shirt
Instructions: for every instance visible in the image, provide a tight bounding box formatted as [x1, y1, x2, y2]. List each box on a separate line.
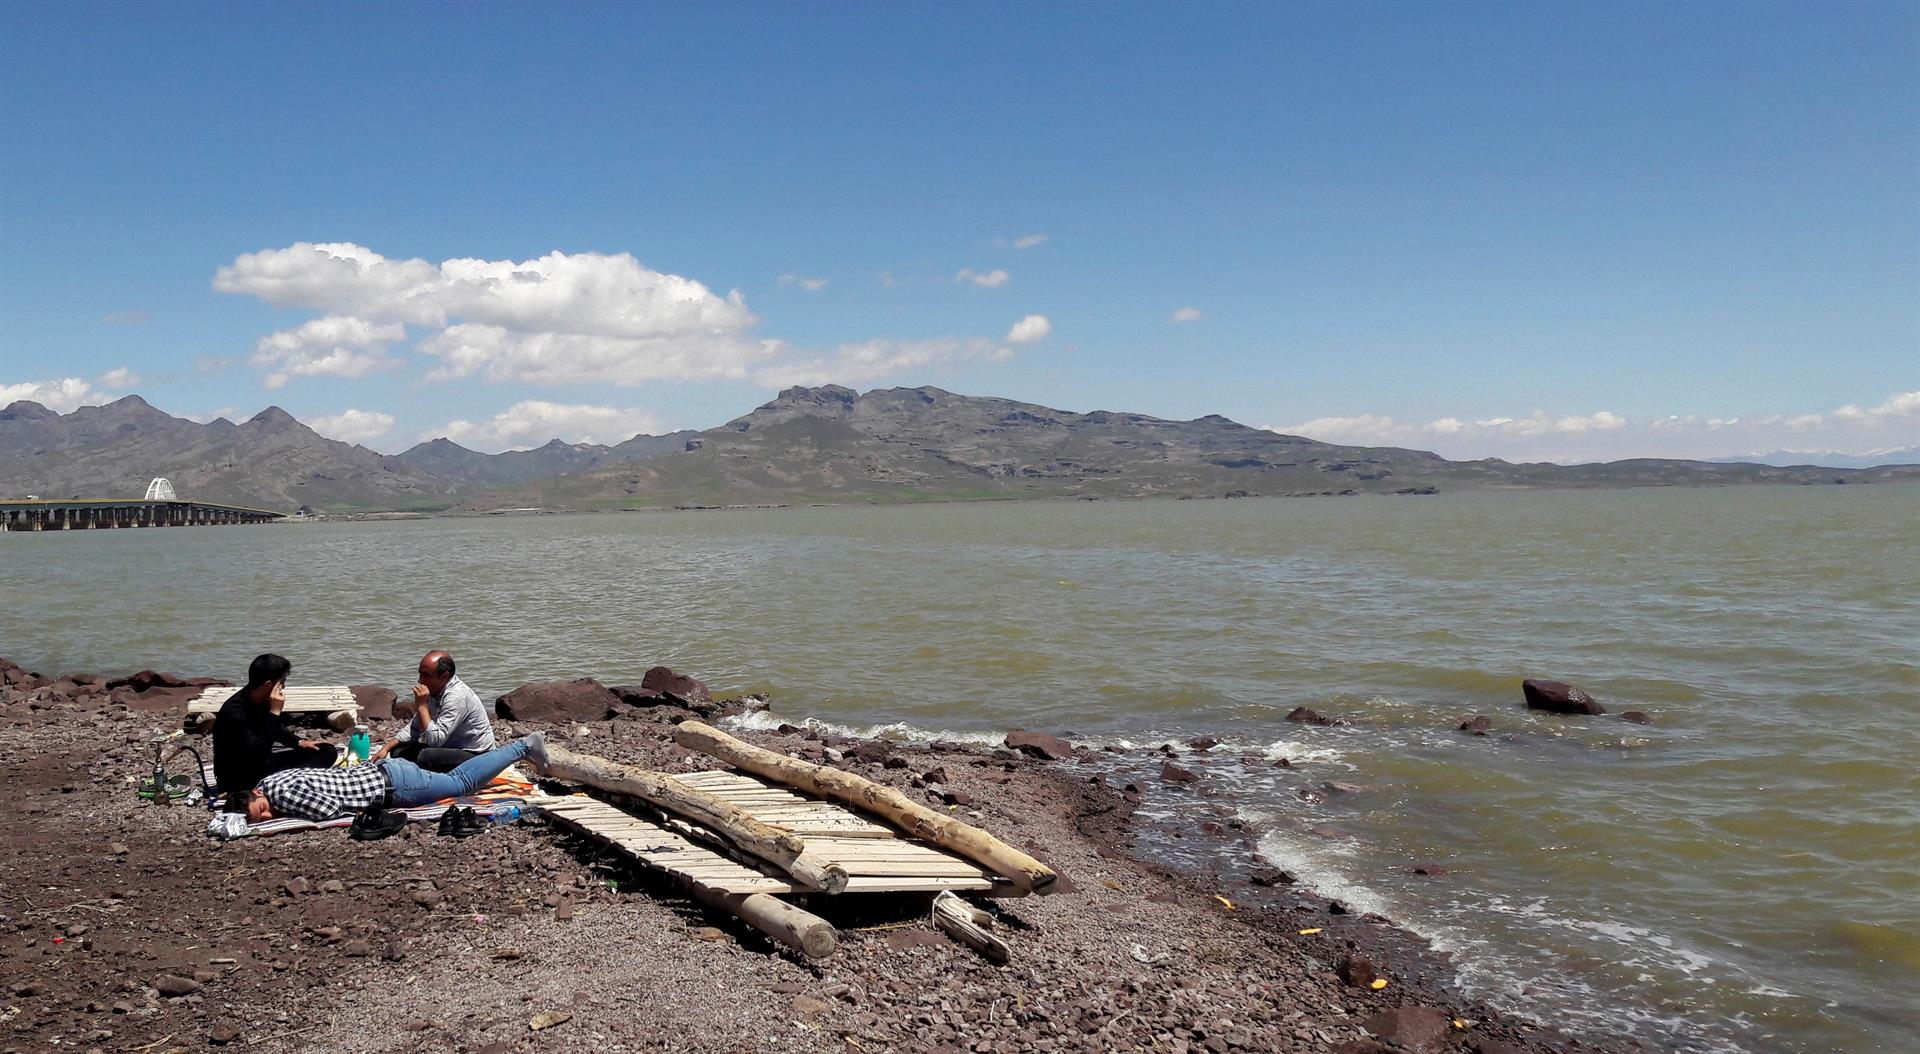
[256, 763, 389, 821]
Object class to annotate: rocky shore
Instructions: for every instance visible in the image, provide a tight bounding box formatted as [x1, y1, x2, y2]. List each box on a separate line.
[0, 657, 1639, 1054]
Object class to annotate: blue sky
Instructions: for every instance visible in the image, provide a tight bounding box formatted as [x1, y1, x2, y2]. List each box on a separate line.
[2, 2, 1915, 462]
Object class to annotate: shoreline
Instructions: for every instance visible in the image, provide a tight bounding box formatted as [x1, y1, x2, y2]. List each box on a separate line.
[0, 656, 1645, 1054]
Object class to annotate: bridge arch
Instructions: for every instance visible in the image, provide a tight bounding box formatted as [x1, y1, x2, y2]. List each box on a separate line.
[143, 477, 177, 501]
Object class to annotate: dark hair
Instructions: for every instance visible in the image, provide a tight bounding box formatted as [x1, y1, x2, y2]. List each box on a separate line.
[247, 653, 291, 689]
[434, 654, 456, 677]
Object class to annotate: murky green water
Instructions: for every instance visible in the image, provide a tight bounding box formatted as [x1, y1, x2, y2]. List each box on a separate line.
[4, 487, 1916, 1052]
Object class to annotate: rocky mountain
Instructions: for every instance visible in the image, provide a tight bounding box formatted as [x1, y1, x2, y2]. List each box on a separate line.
[0, 397, 699, 512]
[7, 388, 1915, 514]
[0, 397, 453, 512]
[395, 432, 697, 488]
[463, 385, 1920, 510]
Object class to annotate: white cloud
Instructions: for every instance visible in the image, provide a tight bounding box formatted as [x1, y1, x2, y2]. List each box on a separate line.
[182, 407, 241, 424]
[97, 366, 142, 389]
[217, 241, 1023, 393]
[217, 243, 766, 387]
[0, 377, 105, 413]
[1006, 314, 1052, 344]
[1171, 307, 1203, 323]
[307, 409, 397, 445]
[249, 315, 405, 388]
[425, 400, 667, 453]
[989, 234, 1049, 250]
[756, 338, 1015, 388]
[1267, 390, 1920, 464]
[956, 268, 1011, 289]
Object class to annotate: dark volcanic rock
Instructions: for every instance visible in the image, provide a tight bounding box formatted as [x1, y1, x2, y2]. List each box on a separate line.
[1363, 1006, 1452, 1053]
[106, 670, 227, 693]
[1336, 954, 1377, 987]
[494, 678, 622, 722]
[1522, 678, 1606, 715]
[349, 685, 397, 720]
[1621, 710, 1653, 724]
[1004, 731, 1073, 761]
[1186, 735, 1219, 751]
[640, 666, 711, 706]
[154, 974, 201, 997]
[1457, 715, 1492, 735]
[1285, 706, 1345, 726]
[1159, 761, 1198, 783]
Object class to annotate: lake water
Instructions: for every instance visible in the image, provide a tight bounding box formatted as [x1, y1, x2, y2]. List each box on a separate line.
[4, 487, 1916, 1052]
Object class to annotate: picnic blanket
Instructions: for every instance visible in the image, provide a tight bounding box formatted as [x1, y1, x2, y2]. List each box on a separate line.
[211, 766, 543, 839]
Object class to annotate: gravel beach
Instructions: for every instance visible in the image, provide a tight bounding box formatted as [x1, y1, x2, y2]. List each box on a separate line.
[0, 658, 1637, 1054]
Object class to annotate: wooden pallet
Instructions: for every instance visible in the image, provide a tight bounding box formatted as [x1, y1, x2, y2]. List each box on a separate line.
[674, 769, 899, 839]
[541, 794, 793, 895]
[542, 773, 1000, 895]
[187, 685, 361, 717]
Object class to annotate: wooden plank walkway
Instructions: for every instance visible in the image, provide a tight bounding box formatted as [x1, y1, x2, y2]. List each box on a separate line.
[674, 769, 897, 838]
[540, 771, 1001, 896]
[540, 794, 794, 895]
[187, 685, 360, 717]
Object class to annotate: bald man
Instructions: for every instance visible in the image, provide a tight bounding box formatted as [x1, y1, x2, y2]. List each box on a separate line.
[369, 650, 496, 772]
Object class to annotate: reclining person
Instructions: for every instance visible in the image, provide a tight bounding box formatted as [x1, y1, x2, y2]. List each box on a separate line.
[370, 650, 495, 772]
[214, 653, 337, 807]
[244, 733, 548, 823]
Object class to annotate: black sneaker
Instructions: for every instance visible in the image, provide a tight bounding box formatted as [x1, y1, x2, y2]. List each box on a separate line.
[451, 806, 489, 838]
[349, 806, 408, 841]
[436, 806, 460, 837]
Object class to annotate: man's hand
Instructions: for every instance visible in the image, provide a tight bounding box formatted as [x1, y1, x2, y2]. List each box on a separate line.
[370, 739, 398, 763]
[297, 739, 325, 751]
[412, 683, 432, 730]
[268, 682, 287, 714]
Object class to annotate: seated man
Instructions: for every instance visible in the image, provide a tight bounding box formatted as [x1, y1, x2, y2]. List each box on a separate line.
[245, 732, 548, 823]
[213, 653, 337, 807]
[371, 650, 495, 772]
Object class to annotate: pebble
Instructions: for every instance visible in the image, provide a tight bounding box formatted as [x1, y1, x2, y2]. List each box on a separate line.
[154, 974, 201, 997]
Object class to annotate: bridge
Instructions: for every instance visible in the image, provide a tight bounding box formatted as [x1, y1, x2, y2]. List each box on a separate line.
[0, 478, 284, 532]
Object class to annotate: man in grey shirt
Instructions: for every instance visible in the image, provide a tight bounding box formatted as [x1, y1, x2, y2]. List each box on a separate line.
[370, 650, 497, 772]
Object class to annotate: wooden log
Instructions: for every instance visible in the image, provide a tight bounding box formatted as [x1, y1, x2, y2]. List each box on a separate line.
[543, 744, 849, 893]
[673, 721, 1058, 895]
[688, 886, 837, 959]
[932, 892, 1009, 964]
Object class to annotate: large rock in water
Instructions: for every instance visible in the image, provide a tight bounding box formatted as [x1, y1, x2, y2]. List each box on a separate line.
[1522, 678, 1606, 715]
[640, 666, 710, 706]
[1004, 731, 1073, 761]
[349, 685, 397, 720]
[106, 670, 228, 693]
[494, 678, 622, 722]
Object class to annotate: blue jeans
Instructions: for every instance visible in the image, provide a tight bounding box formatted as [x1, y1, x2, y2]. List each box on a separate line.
[379, 739, 532, 807]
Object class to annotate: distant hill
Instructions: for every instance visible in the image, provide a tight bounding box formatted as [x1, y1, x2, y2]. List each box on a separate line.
[395, 432, 696, 488]
[461, 385, 1920, 510]
[5, 389, 1914, 514]
[1708, 447, 1920, 470]
[0, 397, 449, 512]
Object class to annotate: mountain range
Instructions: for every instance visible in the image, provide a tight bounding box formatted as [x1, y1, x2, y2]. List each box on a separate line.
[1, 388, 1915, 513]
[1707, 446, 1920, 470]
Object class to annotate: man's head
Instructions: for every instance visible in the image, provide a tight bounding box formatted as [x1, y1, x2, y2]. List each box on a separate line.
[246, 653, 291, 699]
[418, 650, 456, 694]
[244, 787, 274, 824]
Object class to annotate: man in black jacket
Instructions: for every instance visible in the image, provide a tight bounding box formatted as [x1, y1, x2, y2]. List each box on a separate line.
[213, 653, 336, 809]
